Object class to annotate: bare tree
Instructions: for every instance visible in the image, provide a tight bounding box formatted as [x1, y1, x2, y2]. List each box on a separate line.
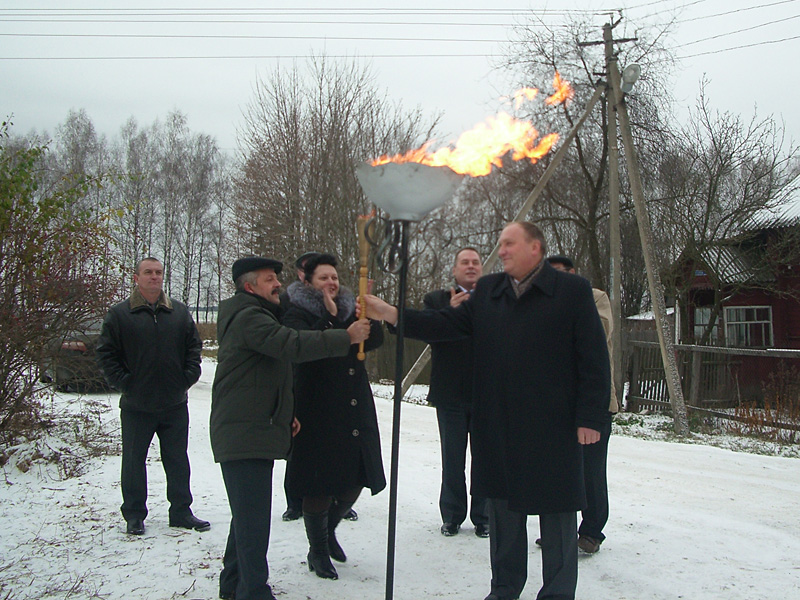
[235, 55, 438, 298]
[493, 16, 675, 301]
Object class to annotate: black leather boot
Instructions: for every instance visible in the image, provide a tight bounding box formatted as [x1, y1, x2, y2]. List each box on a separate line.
[303, 511, 338, 579]
[328, 500, 354, 563]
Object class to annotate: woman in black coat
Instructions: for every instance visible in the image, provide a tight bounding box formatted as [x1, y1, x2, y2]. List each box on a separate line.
[283, 253, 385, 580]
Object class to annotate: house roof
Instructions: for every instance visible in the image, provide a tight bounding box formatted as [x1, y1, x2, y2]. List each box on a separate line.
[697, 244, 775, 286]
[750, 187, 800, 229]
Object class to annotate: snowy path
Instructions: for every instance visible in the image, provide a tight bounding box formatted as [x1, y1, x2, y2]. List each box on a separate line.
[2, 359, 799, 599]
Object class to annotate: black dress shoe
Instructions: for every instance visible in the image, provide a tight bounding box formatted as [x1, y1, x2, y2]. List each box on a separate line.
[440, 522, 460, 536]
[169, 514, 211, 532]
[126, 518, 145, 535]
[475, 523, 490, 538]
[219, 592, 235, 600]
[342, 507, 358, 521]
[282, 507, 302, 521]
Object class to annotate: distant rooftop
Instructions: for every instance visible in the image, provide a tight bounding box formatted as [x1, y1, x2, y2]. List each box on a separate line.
[750, 185, 800, 229]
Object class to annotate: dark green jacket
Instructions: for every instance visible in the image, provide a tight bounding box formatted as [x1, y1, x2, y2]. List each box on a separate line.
[210, 290, 352, 463]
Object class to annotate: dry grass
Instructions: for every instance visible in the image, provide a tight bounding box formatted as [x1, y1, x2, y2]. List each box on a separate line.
[196, 322, 217, 342]
[728, 362, 800, 444]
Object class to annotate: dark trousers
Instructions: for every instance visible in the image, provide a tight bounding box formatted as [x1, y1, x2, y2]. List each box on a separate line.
[220, 459, 275, 600]
[120, 404, 192, 521]
[436, 403, 488, 526]
[283, 458, 302, 512]
[579, 419, 612, 542]
[488, 498, 578, 600]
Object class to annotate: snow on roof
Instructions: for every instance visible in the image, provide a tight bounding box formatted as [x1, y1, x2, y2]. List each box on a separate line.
[627, 307, 675, 320]
[750, 187, 800, 229]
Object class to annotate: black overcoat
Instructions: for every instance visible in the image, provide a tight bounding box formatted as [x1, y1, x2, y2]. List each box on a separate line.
[284, 285, 386, 497]
[423, 287, 474, 407]
[402, 261, 611, 515]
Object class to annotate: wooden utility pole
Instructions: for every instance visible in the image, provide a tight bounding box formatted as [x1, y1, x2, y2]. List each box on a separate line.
[604, 49, 624, 409]
[603, 21, 690, 435]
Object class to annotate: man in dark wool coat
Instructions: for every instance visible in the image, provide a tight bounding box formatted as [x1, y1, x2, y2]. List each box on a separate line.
[364, 222, 610, 600]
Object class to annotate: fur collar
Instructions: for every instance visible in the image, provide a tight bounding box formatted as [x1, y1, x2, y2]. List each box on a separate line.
[288, 283, 356, 320]
[129, 286, 173, 311]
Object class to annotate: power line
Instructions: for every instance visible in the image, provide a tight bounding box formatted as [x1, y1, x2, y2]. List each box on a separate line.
[677, 32, 800, 59]
[0, 53, 500, 61]
[681, 13, 800, 47]
[0, 19, 518, 28]
[0, 7, 599, 16]
[672, 0, 799, 24]
[0, 32, 508, 44]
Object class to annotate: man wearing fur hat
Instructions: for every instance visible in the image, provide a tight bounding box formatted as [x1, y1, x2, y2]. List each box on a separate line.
[210, 256, 371, 600]
[97, 256, 207, 537]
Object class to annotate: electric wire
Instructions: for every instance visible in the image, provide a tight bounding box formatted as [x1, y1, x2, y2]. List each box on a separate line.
[681, 13, 800, 47]
[1, 2, 797, 61]
[0, 32, 509, 44]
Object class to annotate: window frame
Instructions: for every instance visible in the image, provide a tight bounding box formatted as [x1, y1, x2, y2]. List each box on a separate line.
[723, 305, 774, 348]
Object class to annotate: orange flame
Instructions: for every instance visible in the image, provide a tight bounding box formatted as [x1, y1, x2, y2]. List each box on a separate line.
[512, 87, 539, 110]
[371, 113, 559, 177]
[370, 73, 571, 177]
[545, 71, 574, 106]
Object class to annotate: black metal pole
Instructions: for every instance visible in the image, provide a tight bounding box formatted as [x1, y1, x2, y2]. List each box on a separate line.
[385, 220, 409, 600]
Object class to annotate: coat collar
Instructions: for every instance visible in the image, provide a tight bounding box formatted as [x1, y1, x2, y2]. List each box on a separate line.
[288, 283, 356, 320]
[490, 260, 558, 300]
[129, 286, 173, 312]
[239, 290, 282, 317]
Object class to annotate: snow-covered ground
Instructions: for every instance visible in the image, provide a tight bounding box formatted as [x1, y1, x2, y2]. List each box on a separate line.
[2, 358, 800, 600]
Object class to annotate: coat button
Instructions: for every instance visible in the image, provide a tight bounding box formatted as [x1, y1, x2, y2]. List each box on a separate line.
[348, 368, 355, 375]
[350, 398, 358, 406]
[352, 429, 359, 437]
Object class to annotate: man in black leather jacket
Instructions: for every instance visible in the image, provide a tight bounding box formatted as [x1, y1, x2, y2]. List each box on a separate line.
[96, 257, 207, 536]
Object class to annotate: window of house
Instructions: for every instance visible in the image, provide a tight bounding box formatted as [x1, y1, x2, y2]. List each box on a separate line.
[693, 307, 719, 344]
[724, 306, 774, 347]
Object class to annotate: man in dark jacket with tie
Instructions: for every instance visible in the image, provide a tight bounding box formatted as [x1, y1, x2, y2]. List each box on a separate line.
[364, 223, 610, 600]
[424, 247, 489, 538]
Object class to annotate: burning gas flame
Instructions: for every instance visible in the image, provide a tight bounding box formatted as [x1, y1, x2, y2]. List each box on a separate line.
[372, 114, 558, 177]
[512, 87, 539, 110]
[545, 71, 574, 106]
[370, 72, 571, 177]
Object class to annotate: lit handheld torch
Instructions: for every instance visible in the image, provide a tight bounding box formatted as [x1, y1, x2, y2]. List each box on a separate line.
[356, 212, 374, 361]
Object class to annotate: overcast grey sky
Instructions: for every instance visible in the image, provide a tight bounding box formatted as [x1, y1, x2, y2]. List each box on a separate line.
[2, 0, 798, 154]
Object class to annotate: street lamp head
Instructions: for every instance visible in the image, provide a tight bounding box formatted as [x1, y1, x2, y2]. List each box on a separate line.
[355, 162, 464, 222]
[621, 63, 641, 93]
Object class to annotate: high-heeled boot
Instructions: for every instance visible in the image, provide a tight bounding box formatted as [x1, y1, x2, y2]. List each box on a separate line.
[328, 500, 354, 563]
[303, 511, 338, 579]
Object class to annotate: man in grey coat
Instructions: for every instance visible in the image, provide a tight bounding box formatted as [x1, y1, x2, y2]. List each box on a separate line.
[210, 256, 371, 600]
